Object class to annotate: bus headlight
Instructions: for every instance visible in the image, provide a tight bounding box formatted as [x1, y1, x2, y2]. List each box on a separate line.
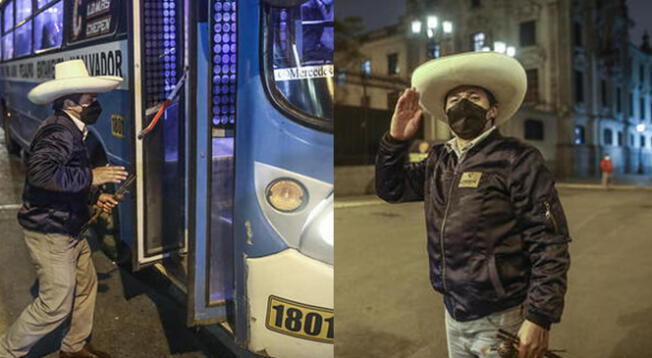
[266, 178, 308, 213]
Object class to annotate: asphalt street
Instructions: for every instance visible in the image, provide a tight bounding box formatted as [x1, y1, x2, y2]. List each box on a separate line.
[335, 189, 652, 358]
[0, 131, 221, 357]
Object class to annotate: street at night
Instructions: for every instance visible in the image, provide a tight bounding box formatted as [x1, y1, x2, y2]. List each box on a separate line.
[0, 132, 226, 358]
[335, 187, 652, 358]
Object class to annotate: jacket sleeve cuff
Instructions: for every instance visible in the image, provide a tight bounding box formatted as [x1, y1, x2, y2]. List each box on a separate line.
[525, 311, 552, 330]
[379, 131, 411, 152]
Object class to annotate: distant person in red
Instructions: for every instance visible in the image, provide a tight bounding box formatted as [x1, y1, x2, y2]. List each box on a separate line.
[600, 155, 614, 188]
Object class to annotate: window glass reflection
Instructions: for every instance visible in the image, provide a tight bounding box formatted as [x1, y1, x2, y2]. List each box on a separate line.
[14, 21, 32, 57]
[15, 0, 31, 24]
[37, 0, 54, 9]
[34, 1, 63, 51]
[267, 0, 334, 123]
[3, 32, 14, 60]
[3, 1, 14, 32]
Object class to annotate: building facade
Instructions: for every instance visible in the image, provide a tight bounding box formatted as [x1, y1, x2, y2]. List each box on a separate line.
[335, 0, 652, 192]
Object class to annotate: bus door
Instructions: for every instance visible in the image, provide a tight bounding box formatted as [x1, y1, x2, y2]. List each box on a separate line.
[131, 0, 187, 271]
[185, 0, 235, 326]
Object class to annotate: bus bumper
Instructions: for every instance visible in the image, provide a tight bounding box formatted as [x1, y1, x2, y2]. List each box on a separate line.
[246, 249, 333, 358]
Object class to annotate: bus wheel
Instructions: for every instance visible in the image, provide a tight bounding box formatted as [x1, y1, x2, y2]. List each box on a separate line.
[3, 121, 21, 155]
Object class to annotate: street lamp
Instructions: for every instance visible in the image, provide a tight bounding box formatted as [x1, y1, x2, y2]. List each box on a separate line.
[442, 21, 453, 34]
[409, 14, 454, 59]
[411, 20, 422, 34]
[636, 124, 646, 132]
[427, 15, 438, 30]
[494, 41, 506, 54]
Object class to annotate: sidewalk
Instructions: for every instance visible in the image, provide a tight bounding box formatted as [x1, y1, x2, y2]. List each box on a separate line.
[335, 174, 652, 208]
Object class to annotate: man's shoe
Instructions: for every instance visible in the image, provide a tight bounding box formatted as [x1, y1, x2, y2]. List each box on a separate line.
[59, 343, 111, 358]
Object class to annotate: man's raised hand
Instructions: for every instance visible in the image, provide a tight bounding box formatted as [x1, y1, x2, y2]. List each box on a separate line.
[92, 166, 128, 186]
[389, 87, 424, 141]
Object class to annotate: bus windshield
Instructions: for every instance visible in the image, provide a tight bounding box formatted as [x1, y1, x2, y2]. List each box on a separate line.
[264, 0, 334, 129]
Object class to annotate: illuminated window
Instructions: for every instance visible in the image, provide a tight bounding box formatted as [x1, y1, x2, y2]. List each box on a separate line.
[34, 1, 63, 52]
[15, 0, 31, 25]
[2, 32, 13, 60]
[361, 59, 371, 75]
[37, 0, 56, 9]
[472, 32, 485, 51]
[3, 1, 14, 33]
[14, 20, 30, 57]
[574, 125, 585, 145]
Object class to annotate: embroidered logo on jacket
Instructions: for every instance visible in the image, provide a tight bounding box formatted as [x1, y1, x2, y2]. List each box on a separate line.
[459, 172, 483, 188]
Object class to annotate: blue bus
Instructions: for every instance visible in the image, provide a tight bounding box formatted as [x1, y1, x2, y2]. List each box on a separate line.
[0, 0, 333, 356]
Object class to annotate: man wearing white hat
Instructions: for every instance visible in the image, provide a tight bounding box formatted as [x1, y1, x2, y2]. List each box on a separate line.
[0, 60, 127, 358]
[376, 52, 571, 358]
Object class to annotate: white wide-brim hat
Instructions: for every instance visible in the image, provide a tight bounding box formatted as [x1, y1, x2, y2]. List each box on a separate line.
[411, 51, 527, 126]
[28, 59, 123, 105]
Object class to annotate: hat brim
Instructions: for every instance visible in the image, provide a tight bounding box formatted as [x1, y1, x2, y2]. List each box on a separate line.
[411, 52, 527, 126]
[27, 76, 123, 105]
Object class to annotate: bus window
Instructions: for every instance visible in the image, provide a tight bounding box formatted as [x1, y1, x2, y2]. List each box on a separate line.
[16, 0, 32, 25]
[2, 32, 14, 60]
[264, 0, 334, 127]
[3, 1, 14, 33]
[14, 20, 32, 57]
[37, 0, 56, 10]
[34, 1, 63, 52]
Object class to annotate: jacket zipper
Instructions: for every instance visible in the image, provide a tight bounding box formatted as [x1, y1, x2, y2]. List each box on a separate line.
[440, 166, 461, 295]
[544, 201, 560, 234]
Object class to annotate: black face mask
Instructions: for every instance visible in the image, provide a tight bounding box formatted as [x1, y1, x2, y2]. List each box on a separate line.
[446, 98, 492, 140]
[79, 101, 102, 125]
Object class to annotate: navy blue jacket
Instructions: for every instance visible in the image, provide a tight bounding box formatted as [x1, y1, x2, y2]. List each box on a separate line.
[18, 112, 96, 237]
[376, 130, 571, 330]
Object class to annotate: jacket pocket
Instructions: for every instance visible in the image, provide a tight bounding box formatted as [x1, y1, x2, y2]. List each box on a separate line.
[488, 254, 506, 298]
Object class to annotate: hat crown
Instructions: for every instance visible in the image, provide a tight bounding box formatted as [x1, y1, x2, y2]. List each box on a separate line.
[55, 60, 90, 80]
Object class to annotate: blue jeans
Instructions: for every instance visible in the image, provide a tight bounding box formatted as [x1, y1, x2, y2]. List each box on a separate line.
[445, 305, 524, 358]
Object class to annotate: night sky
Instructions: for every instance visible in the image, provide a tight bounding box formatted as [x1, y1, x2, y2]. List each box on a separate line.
[337, 0, 652, 45]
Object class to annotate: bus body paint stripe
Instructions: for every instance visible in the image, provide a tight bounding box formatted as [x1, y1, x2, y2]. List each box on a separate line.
[0, 41, 129, 89]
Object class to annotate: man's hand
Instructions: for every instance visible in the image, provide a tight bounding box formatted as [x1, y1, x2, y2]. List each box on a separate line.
[96, 193, 121, 213]
[517, 320, 549, 358]
[389, 87, 424, 140]
[92, 166, 128, 186]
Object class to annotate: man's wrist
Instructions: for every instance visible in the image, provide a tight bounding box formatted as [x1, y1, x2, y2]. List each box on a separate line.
[525, 311, 551, 330]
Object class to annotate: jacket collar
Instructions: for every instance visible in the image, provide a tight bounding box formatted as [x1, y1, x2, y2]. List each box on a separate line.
[56, 110, 88, 140]
[445, 126, 498, 159]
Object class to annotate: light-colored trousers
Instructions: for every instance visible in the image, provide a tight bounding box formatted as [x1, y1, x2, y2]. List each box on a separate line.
[0, 230, 98, 358]
[445, 305, 524, 358]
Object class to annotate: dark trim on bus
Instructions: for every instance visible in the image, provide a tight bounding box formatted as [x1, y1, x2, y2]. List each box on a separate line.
[0, 0, 127, 64]
[258, 4, 333, 133]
